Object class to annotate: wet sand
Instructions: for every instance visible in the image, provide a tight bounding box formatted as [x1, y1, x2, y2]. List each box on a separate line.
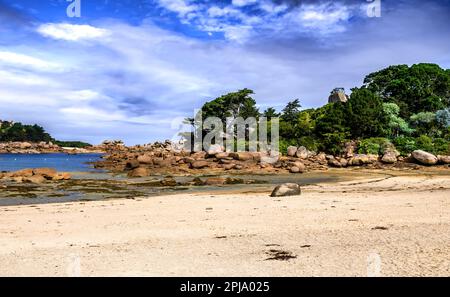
[0, 171, 449, 276]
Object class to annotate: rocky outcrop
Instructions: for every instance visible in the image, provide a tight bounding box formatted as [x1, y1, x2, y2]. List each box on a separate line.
[381, 151, 398, 164]
[438, 155, 450, 164]
[412, 150, 438, 165]
[93, 139, 450, 177]
[33, 168, 57, 179]
[271, 183, 301, 197]
[328, 88, 349, 103]
[0, 168, 71, 183]
[0, 142, 61, 154]
[0, 141, 105, 154]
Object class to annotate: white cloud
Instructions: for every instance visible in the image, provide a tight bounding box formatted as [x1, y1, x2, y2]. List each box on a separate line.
[155, 1, 354, 42]
[157, 0, 199, 18]
[295, 3, 352, 34]
[232, 0, 258, 7]
[37, 23, 110, 41]
[0, 51, 64, 72]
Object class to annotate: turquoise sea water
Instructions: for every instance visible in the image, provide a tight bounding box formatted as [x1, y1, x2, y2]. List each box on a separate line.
[0, 153, 104, 172]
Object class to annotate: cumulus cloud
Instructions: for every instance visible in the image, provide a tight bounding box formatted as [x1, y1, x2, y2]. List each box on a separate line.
[37, 23, 110, 41]
[157, 0, 199, 18]
[294, 2, 352, 34]
[155, 0, 357, 41]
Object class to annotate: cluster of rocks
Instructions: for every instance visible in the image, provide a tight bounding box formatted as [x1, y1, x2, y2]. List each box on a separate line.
[0, 142, 61, 154]
[0, 141, 106, 154]
[0, 168, 72, 184]
[93, 140, 450, 177]
[95, 141, 323, 177]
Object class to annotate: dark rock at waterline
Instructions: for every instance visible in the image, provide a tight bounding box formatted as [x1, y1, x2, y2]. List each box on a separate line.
[125, 159, 140, 170]
[270, 183, 301, 197]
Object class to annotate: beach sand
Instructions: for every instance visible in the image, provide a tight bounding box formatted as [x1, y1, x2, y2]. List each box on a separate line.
[0, 171, 449, 276]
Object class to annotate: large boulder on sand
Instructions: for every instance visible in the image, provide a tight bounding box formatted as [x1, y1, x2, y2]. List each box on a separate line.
[381, 151, 398, 164]
[287, 146, 297, 157]
[271, 183, 301, 197]
[412, 150, 438, 165]
[438, 155, 450, 164]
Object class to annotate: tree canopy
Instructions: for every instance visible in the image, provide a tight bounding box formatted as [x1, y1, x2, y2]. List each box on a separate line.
[184, 63, 450, 155]
[363, 63, 450, 118]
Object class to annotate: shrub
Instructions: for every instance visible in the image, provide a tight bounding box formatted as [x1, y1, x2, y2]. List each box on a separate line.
[393, 136, 417, 156]
[298, 136, 319, 152]
[319, 132, 348, 155]
[432, 138, 450, 155]
[357, 138, 392, 155]
[415, 135, 434, 152]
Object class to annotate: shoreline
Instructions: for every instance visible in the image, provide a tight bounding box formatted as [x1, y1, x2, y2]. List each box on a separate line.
[1, 171, 449, 276]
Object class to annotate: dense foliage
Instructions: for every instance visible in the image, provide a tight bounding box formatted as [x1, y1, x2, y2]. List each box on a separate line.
[54, 141, 92, 148]
[0, 122, 52, 142]
[0, 120, 91, 147]
[192, 63, 450, 156]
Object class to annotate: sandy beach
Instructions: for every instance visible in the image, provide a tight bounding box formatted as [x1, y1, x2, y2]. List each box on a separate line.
[1, 171, 449, 277]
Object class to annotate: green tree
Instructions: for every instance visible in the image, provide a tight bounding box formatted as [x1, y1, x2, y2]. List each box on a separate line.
[346, 88, 386, 138]
[262, 107, 280, 120]
[281, 99, 301, 123]
[409, 112, 438, 136]
[364, 63, 450, 118]
[200, 88, 259, 121]
[436, 108, 450, 128]
[314, 102, 350, 154]
[383, 103, 414, 137]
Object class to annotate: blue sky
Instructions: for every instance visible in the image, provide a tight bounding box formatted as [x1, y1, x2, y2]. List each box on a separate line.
[0, 0, 449, 144]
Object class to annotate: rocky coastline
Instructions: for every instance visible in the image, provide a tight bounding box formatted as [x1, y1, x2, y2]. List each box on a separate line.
[93, 140, 450, 177]
[0, 141, 105, 154]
